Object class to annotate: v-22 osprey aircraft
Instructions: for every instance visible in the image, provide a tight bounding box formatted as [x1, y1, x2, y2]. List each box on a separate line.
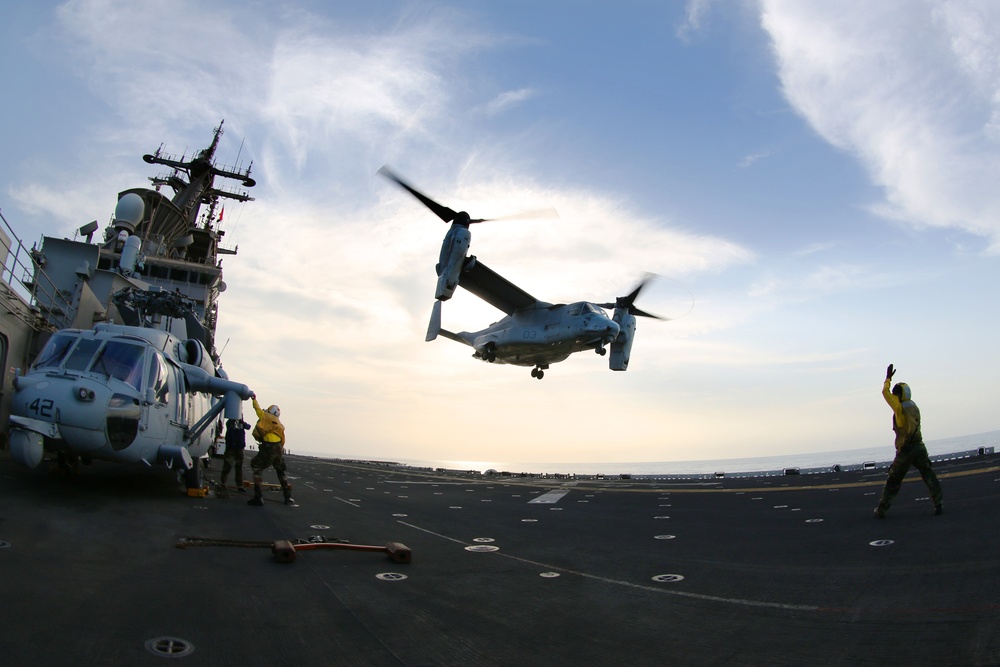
[380, 167, 661, 379]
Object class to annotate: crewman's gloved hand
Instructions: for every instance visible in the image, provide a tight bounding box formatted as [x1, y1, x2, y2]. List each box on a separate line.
[885, 364, 895, 381]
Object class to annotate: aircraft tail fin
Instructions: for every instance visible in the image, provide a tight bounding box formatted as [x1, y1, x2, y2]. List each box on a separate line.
[426, 300, 470, 346]
[426, 301, 443, 342]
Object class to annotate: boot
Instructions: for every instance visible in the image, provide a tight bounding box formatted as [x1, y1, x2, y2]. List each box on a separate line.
[247, 484, 264, 506]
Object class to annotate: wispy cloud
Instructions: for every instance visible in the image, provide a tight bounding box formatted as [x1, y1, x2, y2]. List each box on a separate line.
[478, 88, 538, 116]
[760, 0, 1000, 250]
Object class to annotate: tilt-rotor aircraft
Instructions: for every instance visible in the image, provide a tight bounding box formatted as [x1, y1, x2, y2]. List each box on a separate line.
[379, 167, 661, 379]
[6, 123, 254, 491]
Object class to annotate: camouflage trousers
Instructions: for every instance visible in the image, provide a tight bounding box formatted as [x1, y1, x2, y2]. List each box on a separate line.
[250, 442, 290, 495]
[220, 447, 245, 486]
[877, 442, 943, 512]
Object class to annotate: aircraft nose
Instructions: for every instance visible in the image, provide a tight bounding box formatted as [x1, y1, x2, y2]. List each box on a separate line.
[590, 317, 619, 339]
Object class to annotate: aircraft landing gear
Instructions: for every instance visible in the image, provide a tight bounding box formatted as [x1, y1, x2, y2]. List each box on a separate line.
[484, 342, 497, 363]
[183, 459, 204, 490]
[530, 366, 545, 380]
[594, 345, 607, 356]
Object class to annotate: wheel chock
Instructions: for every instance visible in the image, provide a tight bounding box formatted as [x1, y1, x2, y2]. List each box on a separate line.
[272, 539, 411, 564]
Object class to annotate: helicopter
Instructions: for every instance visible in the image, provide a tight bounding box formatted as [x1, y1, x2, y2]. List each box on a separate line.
[7, 318, 253, 490]
[379, 167, 661, 379]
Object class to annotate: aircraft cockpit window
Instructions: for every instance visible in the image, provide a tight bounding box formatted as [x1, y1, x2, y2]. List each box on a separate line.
[567, 303, 584, 316]
[147, 352, 169, 403]
[63, 338, 103, 372]
[88, 341, 146, 391]
[32, 333, 79, 369]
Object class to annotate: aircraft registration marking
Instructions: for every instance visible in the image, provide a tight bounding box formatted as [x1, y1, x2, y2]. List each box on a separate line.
[528, 490, 570, 504]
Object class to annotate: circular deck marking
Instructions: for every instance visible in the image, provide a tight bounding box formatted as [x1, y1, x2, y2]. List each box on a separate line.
[654, 515, 670, 520]
[392, 513, 407, 517]
[465, 545, 500, 553]
[310, 524, 329, 530]
[550, 507, 563, 511]
[654, 535, 676, 540]
[540, 572, 560, 578]
[376, 572, 408, 581]
[145, 636, 194, 658]
[651, 574, 685, 583]
[521, 519, 538, 522]
[449, 506, 463, 509]
[472, 537, 495, 543]
[774, 505, 788, 509]
[323, 489, 333, 492]
[659, 504, 672, 507]
[349, 499, 361, 502]
[869, 540, 895, 547]
[805, 518, 824, 523]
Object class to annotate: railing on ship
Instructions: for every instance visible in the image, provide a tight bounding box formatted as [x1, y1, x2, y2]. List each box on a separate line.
[0, 208, 75, 331]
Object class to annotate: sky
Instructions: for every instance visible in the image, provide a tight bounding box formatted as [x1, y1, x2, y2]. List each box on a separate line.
[2, 0, 1000, 468]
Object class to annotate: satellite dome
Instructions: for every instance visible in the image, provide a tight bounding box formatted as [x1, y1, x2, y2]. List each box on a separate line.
[114, 193, 145, 232]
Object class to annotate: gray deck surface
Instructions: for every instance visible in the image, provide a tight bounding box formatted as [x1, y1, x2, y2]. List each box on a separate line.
[2, 451, 999, 666]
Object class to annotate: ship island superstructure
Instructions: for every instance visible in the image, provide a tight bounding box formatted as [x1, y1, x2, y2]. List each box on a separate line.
[0, 122, 254, 447]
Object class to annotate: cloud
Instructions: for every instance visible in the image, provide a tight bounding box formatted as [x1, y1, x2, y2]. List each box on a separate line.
[759, 0, 1000, 249]
[477, 88, 538, 116]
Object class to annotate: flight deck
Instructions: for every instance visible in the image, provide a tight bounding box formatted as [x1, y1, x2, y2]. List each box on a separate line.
[2, 451, 999, 666]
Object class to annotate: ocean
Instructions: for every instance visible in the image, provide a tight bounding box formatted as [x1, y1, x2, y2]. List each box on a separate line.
[358, 430, 1000, 477]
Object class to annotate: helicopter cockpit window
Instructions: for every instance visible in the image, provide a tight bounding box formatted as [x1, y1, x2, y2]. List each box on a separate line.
[147, 352, 169, 403]
[32, 333, 79, 369]
[567, 303, 584, 316]
[88, 341, 145, 391]
[63, 338, 103, 372]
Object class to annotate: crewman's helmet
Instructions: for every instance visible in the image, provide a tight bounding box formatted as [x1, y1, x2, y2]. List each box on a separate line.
[267, 405, 280, 418]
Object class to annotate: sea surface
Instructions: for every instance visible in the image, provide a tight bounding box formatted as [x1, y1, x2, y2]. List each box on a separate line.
[340, 430, 1000, 477]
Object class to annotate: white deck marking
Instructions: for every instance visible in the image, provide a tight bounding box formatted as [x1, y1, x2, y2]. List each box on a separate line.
[396, 520, 819, 611]
[528, 490, 570, 504]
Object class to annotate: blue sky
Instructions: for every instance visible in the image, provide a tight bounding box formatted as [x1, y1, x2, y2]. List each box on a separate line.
[2, 1, 999, 467]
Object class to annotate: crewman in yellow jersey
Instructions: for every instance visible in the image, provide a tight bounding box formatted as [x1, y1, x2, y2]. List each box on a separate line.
[247, 394, 293, 506]
[874, 364, 942, 517]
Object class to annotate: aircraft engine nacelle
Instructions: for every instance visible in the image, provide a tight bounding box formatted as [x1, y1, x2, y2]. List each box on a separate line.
[179, 338, 215, 376]
[435, 225, 471, 301]
[609, 310, 636, 371]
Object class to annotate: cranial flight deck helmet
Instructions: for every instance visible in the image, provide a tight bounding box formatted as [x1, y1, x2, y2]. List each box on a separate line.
[267, 405, 280, 418]
[891, 383, 912, 401]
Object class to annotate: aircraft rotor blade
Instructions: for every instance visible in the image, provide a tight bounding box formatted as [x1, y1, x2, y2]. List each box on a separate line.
[379, 166, 555, 226]
[597, 275, 665, 319]
[378, 166, 461, 224]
